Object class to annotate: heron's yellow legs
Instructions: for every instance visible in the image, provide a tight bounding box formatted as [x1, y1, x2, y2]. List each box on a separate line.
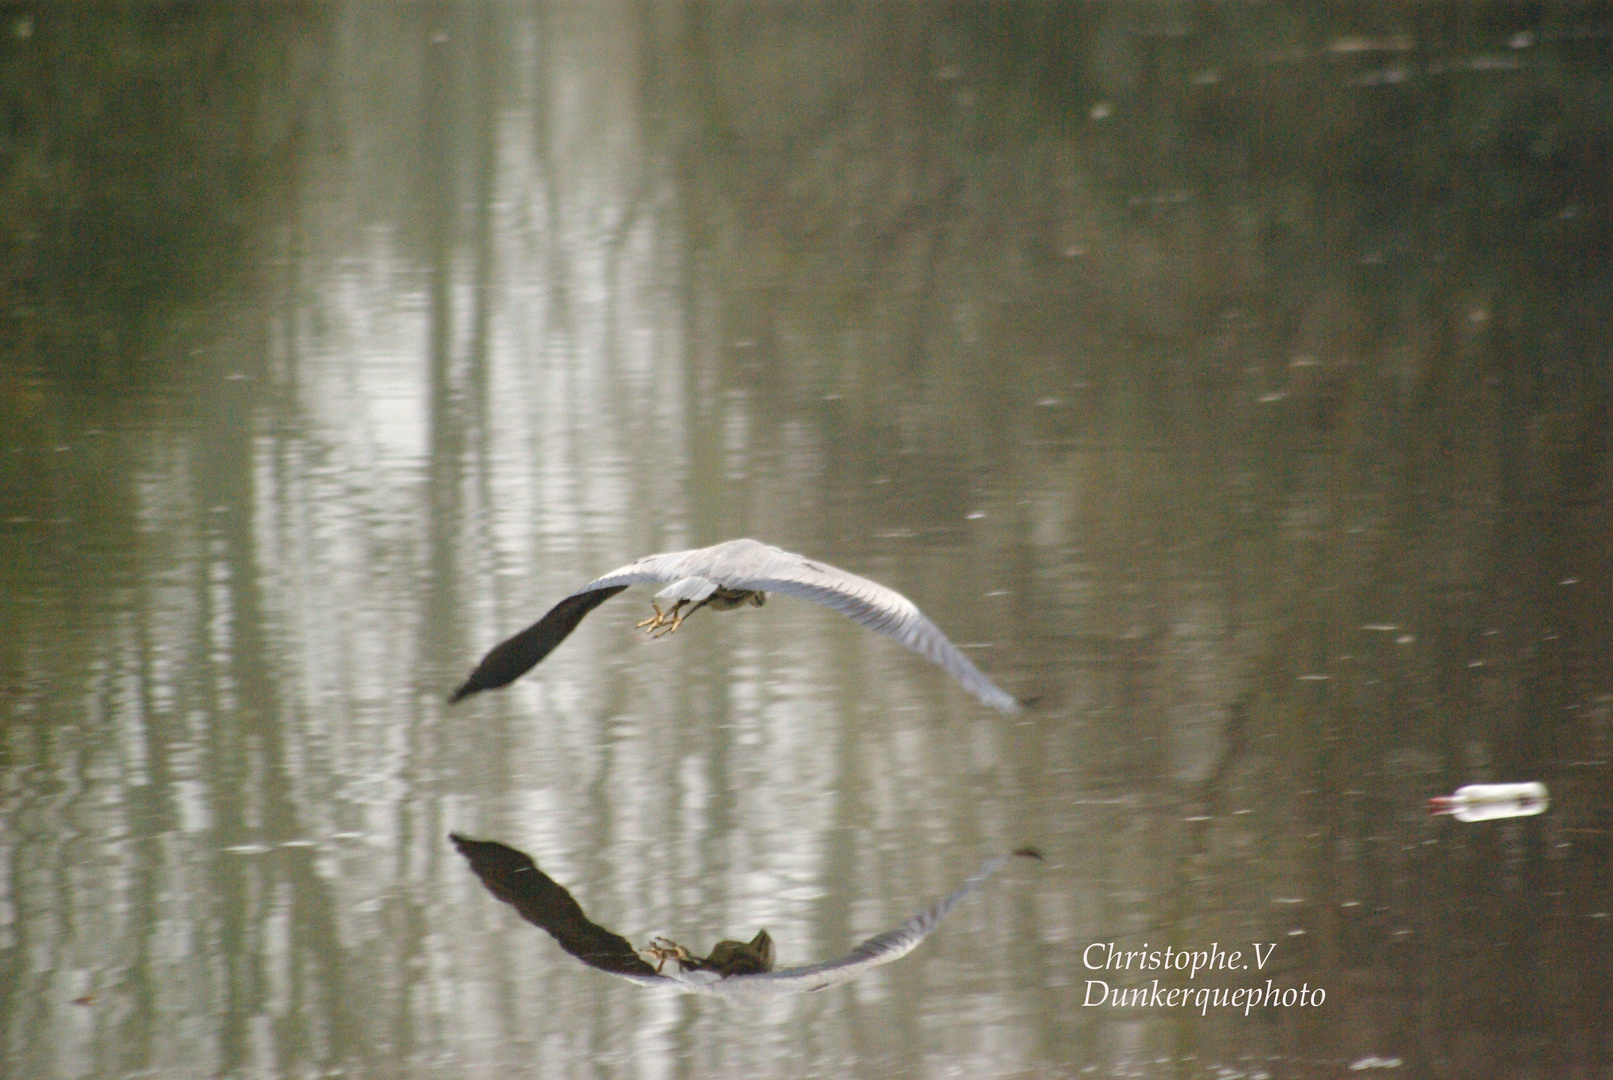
[635, 598, 711, 637]
[634, 600, 684, 636]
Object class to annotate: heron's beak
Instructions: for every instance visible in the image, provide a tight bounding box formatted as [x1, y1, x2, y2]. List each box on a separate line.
[751, 592, 767, 607]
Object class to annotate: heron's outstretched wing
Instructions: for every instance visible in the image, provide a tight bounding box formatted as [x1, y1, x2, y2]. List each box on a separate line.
[450, 834, 665, 986]
[671, 847, 1043, 1001]
[684, 540, 1021, 713]
[448, 545, 749, 702]
[450, 538, 1019, 712]
[449, 588, 629, 702]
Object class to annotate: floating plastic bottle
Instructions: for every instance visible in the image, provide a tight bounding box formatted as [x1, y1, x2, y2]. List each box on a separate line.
[1427, 782, 1550, 822]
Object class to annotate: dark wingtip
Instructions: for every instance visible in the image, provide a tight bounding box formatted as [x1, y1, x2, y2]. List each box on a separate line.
[448, 587, 629, 705]
[1012, 846, 1044, 861]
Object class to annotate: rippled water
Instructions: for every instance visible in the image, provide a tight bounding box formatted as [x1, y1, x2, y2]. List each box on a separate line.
[3, 5, 1610, 1078]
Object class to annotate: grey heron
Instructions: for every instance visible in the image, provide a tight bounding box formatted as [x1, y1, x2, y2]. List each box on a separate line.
[450, 538, 1020, 712]
[450, 833, 1041, 1000]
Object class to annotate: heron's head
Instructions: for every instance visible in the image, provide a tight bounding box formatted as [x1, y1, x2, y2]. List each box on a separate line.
[750, 591, 767, 608]
[749, 928, 774, 969]
[703, 928, 775, 976]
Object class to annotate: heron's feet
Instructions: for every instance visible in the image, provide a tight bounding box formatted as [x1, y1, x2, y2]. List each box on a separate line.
[633, 601, 666, 632]
[644, 937, 697, 973]
[635, 600, 689, 638]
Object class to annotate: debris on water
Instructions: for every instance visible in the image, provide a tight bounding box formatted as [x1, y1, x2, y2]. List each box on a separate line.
[1428, 782, 1549, 822]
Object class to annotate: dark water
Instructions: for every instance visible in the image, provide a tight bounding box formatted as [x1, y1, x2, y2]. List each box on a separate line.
[2, 4, 1610, 1078]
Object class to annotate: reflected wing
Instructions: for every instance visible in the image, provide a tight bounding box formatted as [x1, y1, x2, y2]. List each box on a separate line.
[450, 834, 665, 986]
[699, 541, 1022, 713]
[681, 848, 1042, 1001]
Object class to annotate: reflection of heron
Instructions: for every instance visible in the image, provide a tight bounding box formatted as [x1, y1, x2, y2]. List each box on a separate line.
[450, 834, 1041, 1000]
[449, 538, 1020, 711]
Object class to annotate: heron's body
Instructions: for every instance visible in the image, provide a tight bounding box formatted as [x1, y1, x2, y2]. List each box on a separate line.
[450, 833, 1040, 1000]
[451, 538, 1019, 712]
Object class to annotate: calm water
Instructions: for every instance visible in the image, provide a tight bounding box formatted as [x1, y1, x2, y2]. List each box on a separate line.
[2, 4, 1610, 1078]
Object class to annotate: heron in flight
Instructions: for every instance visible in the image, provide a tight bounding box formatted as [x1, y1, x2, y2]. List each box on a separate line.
[450, 538, 1020, 712]
[450, 833, 1041, 1001]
